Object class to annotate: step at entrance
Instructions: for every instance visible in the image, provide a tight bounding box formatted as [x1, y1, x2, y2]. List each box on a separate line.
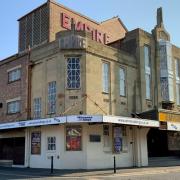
[0, 160, 13, 167]
[149, 156, 180, 167]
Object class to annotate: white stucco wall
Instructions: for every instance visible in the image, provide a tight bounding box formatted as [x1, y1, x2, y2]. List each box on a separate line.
[25, 124, 149, 169]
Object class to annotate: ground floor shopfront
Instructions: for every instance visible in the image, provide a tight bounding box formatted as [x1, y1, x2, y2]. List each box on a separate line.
[140, 109, 180, 166]
[0, 115, 159, 169]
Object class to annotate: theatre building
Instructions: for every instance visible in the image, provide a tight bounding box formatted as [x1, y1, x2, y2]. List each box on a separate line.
[0, 0, 180, 169]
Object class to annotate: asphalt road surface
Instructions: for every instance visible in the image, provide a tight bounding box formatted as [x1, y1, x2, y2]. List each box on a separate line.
[0, 166, 180, 180]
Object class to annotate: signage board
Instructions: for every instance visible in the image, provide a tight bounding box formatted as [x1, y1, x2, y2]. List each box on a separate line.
[103, 116, 159, 127]
[167, 122, 180, 131]
[61, 13, 110, 44]
[59, 34, 87, 49]
[159, 112, 180, 122]
[0, 116, 66, 130]
[67, 115, 103, 123]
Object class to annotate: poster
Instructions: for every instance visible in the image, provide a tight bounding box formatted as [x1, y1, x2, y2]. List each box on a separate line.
[66, 127, 82, 151]
[168, 132, 180, 151]
[113, 127, 122, 153]
[31, 132, 41, 154]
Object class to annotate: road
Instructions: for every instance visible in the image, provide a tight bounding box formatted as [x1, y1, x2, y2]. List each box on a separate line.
[0, 166, 180, 180]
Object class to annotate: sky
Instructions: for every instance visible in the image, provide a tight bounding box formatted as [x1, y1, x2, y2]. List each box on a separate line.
[0, 0, 180, 60]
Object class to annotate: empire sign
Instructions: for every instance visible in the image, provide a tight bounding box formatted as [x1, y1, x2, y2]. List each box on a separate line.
[61, 13, 110, 44]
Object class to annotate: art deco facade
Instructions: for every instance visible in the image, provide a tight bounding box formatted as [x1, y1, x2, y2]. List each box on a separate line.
[0, 0, 180, 169]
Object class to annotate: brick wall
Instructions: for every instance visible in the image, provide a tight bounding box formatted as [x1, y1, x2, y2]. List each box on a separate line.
[0, 55, 28, 123]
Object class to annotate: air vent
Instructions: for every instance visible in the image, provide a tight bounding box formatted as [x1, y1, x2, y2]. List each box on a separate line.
[69, 96, 78, 100]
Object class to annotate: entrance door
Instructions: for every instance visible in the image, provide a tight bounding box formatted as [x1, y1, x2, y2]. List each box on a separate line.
[13, 137, 25, 165]
[147, 128, 168, 157]
[0, 137, 25, 165]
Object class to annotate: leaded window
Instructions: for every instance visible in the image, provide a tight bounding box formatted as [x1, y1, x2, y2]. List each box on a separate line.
[48, 81, 56, 114]
[119, 67, 126, 96]
[67, 57, 80, 89]
[102, 62, 109, 93]
[144, 45, 151, 100]
[33, 98, 41, 119]
[47, 137, 56, 151]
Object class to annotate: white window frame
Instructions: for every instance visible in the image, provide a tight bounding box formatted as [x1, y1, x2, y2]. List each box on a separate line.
[8, 68, 21, 83]
[7, 100, 20, 114]
[119, 67, 126, 96]
[33, 97, 42, 119]
[67, 57, 81, 89]
[47, 136, 56, 151]
[102, 62, 109, 93]
[144, 45, 151, 100]
[48, 81, 56, 114]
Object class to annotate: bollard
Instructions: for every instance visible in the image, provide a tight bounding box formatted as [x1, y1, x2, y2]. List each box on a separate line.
[114, 156, 116, 173]
[51, 156, 54, 174]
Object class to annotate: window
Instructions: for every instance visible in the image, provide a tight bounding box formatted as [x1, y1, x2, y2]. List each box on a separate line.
[119, 67, 126, 96]
[48, 81, 56, 114]
[144, 45, 151, 99]
[67, 57, 80, 89]
[7, 101, 20, 114]
[8, 68, 21, 82]
[66, 126, 82, 151]
[175, 59, 180, 105]
[103, 125, 110, 149]
[159, 41, 174, 102]
[33, 98, 41, 119]
[47, 137, 56, 151]
[102, 62, 109, 93]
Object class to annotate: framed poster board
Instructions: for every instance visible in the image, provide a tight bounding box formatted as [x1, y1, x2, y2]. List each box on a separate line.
[66, 126, 82, 151]
[113, 126, 122, 153]
[31, 131, 41, 154]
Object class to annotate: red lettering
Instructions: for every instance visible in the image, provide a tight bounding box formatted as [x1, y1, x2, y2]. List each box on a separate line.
[84, 24, 92, 32]
[76, 21, 84, 31]
[96, 30, 104, 44]
[61, 13, 110, 45]
[62, 13, 71, 30]
[104, 34, 110, 44]
[92, 29, 96, 41]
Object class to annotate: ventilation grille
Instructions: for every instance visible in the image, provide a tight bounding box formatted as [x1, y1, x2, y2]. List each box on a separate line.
[19, 4, 49, 52]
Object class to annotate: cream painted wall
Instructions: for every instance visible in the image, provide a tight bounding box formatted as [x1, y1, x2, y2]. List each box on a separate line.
[25, 124, 149, 169]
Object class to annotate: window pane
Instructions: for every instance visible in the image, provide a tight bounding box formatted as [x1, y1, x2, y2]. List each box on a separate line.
[8, 68, 21, 82]
[169, 77, 174, 101]
[145, 74, 151, 99]
[102, 63, 109, 93]
[144, 45, 151, 99]
[7, 101, 20, 114]
[119, 68, 126, 96]
[67, 57, 80, 89]
[48, 81, 56, 114]
[47, 137, 56, 151]
[33, 98, 41, 119]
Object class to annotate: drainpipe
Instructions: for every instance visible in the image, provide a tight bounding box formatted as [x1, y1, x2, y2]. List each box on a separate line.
[27, 46, 32, 120]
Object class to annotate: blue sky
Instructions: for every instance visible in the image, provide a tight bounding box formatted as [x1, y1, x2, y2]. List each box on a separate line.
[0, 0, 180, 60]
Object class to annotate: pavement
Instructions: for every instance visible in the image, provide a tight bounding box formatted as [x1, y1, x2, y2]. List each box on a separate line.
[1, 166, 180, 180]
